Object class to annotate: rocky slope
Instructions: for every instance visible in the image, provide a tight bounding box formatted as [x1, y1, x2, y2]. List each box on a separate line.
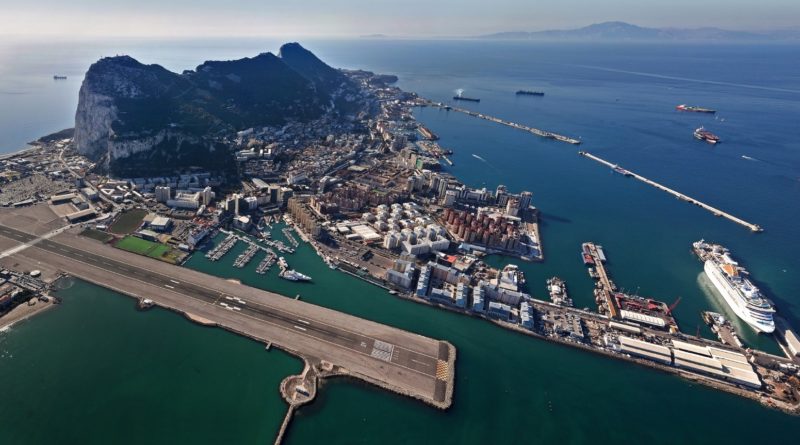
[74, 43, 356, 176]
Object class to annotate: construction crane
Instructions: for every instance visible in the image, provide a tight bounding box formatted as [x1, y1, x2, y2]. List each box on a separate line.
[667, 296, 682, 315]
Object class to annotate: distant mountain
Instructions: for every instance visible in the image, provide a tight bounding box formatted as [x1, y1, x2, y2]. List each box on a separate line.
[479, 21, 797, 41]
[74, 43, 358, 176]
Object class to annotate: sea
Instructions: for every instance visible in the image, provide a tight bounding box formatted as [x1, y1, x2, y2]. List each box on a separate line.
[1, 38, 799, 443]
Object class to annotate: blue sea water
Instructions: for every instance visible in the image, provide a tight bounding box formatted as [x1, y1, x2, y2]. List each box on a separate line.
[1, 38, 800, 442]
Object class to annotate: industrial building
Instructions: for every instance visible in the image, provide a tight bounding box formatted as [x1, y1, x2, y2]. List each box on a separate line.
[149, 216, 172, 232]
[617, 336, 673, 365]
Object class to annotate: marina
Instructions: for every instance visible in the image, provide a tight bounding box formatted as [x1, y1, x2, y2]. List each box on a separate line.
[256, 250, 277, 274]
[579, 151, 763, 232]
[205, 234, 238, 261]
[281, 227, 299, 248]
[234, 244, 259, 268]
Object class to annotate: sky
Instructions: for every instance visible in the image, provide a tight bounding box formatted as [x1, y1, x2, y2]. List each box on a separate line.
[2, 0, 799, 38]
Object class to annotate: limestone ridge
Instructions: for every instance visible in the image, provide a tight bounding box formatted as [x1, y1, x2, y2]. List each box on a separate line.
[74, 43, 355, 176]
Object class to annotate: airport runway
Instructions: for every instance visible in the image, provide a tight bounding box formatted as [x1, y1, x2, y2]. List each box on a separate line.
[0, 224, 453, 407]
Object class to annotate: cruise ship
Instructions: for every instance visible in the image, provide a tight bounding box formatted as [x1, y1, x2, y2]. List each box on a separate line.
[693, 240, 775, 333]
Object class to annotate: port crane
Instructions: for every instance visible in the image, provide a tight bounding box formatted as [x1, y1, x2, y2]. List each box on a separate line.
[666, 296, 682, 315]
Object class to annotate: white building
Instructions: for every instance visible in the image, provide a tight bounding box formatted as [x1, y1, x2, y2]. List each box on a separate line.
[155, 186, 171, 203]
[167, 191, 201, 209]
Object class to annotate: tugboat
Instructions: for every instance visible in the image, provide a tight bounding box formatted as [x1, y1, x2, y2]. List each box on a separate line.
[694, 127, 721, 144]
[676, 104, 715, 113]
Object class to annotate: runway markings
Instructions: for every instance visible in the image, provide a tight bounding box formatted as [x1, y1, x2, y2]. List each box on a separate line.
[170, 279, 180, 284]
[164, 284, 174, 289]
[371, 340, 395, 362]
[411, 358, 432, 368]
[297, 319, 310, 325]
[0, 225, 447, 382]
[435, 360, 449, 381]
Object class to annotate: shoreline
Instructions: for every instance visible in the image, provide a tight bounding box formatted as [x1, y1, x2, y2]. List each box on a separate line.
[46, 270, 454, 410]
[0, 297, 57, 331]
[295, 221, 800, 416]
[0, 144, 39, 161]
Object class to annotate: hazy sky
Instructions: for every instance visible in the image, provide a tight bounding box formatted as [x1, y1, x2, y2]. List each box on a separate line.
[2, 0, 798, 38]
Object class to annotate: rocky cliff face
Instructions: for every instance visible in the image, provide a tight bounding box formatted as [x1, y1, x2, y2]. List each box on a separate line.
[73, 43, 355, 176]
[74, 84, 117, 160]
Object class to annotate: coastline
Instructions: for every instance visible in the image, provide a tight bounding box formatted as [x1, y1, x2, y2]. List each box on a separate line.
[0, 297, 57, 331]
[0, 145, 38, 161]
[293, 221, 800, 416]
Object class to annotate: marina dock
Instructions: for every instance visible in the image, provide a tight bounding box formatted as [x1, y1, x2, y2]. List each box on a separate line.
[579, 151, 763, 232]
[429, 101, 581, 145]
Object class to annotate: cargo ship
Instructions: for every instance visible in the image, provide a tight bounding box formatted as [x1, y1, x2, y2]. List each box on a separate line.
[453, 89, 480, 103]
[53, 75, 67, 80]
[694, 127, 720, 144]
[693, 240, 775, 334]
[676, 104, 716, 113]
[516, 90, 544, 96]
[453, 95, 480, 103]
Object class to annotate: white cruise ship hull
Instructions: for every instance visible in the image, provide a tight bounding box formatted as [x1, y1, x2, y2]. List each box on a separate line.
[704, 260, 774, 334]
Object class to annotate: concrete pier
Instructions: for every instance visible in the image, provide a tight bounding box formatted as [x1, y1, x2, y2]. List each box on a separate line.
[586, 242, 619, 318]
[429, 101, 582, 145]
[0, 221, 456, 410]
[579, 151, 763, 232]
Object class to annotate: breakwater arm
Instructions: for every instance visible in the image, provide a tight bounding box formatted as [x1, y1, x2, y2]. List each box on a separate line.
[427, 101, 581, 145]
[579, 151, 763, 232]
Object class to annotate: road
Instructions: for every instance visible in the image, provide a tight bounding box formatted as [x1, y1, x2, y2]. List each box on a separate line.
[0, 224, 453, 407]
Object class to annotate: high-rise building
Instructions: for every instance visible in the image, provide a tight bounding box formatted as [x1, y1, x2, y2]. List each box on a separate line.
[518, 191, 533, 211]
[201, 186, 214, 205]
[155, 186, 171, 203]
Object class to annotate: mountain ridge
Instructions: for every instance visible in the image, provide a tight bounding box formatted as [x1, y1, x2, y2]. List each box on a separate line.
[74, 43, 359, 176]
[478, 21, 799, 41]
